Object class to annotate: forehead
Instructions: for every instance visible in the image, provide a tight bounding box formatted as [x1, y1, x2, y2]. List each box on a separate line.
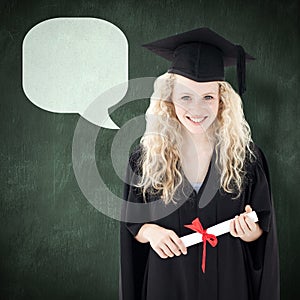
[173, 74, 219, 94]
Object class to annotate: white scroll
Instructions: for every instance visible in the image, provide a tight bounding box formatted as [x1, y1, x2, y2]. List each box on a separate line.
[181, 211, 258, 247]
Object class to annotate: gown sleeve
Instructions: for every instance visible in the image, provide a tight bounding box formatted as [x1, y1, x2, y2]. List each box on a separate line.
[119, 146, 150, 300]
[242, 145, 280, 300]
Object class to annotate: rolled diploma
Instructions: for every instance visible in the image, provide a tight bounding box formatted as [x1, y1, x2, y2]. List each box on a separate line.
[180, 211, 258, 248]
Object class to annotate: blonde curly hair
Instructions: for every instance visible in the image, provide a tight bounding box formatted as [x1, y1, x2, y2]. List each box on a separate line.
[135, 72, 256, 204]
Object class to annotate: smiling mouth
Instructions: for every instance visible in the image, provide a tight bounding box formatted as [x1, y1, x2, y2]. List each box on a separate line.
[186, 116, 207, 125]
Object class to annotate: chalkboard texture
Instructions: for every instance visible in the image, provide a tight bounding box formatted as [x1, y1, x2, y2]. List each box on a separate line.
[0, 0, 299, 299]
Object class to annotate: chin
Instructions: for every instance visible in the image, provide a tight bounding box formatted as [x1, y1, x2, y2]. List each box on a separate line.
[182, 122, 215, 136]
[189, 128, 208, 135]
[185, 122, 211, 133]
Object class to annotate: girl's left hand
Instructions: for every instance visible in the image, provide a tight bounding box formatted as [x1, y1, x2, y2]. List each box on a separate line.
[230, 205, 263, 242]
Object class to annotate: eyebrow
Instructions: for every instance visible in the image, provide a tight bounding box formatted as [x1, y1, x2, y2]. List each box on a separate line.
[178, 92, 193, 96]
[202, 92, 218, 96]
[178, 91, 218, 96]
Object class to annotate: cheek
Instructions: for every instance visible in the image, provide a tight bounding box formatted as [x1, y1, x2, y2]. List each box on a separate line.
[174, 104, 186, 119]
[210, 101, 219, 117]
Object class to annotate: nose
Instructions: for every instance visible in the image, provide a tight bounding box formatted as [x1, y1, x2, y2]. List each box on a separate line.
[189, 97, 209, 111]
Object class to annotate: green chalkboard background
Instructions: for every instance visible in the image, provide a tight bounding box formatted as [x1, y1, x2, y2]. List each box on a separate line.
[0, 0, 299, 299]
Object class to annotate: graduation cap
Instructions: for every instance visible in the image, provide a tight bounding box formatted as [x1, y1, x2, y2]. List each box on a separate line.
[142, 27, 255, 96]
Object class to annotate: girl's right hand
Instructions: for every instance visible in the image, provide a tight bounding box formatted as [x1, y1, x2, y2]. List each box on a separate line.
[136, 223, 187, 258]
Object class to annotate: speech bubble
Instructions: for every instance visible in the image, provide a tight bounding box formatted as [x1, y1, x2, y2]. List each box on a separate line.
[22, 17, 128, 129]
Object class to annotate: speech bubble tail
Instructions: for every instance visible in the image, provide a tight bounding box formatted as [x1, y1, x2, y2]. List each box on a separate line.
[81, 115, 120, 129]
[101, 117, 120, 129]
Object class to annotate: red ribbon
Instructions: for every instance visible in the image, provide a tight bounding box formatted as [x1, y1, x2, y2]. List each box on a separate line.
[184, 217, 218, 273]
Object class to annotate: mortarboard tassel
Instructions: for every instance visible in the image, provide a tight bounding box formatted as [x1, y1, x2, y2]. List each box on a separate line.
[236, 45, 246, 96]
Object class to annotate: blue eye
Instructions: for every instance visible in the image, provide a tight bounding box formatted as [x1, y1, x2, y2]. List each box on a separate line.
[181, 95, 191, 101]
[204, 95, 213, 100]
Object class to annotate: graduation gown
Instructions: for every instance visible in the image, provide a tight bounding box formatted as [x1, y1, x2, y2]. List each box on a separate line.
[119, 144, 280, 300]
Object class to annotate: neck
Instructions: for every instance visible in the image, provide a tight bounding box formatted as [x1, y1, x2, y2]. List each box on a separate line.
[180, 127, 215, 157]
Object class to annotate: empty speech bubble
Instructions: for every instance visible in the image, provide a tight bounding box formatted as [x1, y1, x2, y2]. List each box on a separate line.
[22, 17, 128, 128]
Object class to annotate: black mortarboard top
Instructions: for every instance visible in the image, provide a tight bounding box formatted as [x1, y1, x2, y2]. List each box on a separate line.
[142, 27, 255, 96]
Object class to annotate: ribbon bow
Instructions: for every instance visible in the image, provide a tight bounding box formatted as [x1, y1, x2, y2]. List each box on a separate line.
[184, 217, 218, 273]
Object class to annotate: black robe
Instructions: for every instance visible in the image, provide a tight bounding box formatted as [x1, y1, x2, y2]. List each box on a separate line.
[119, 145, 280, 300]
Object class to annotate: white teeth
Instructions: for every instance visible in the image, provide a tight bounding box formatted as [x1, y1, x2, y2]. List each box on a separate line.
[189, 116, 206, 123]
